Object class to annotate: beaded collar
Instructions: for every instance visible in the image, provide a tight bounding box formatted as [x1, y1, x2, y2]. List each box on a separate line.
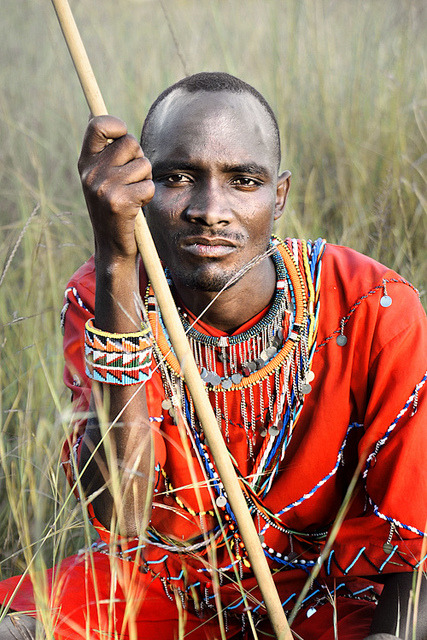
[144, 238, 311, 393]
[145, 237, 326, 565]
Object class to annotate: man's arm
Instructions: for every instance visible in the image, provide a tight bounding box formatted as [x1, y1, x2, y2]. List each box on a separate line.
[365, 572, 427, 640]
[77, 115, 156, 538]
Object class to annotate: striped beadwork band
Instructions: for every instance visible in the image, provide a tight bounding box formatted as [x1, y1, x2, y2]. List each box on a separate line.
[84, 318, 152, 385]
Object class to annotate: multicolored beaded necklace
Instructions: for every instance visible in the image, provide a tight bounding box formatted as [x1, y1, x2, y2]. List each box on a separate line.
[144, 237, 325, 559]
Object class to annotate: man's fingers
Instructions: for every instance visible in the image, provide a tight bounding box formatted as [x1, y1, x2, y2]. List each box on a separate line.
[79, 116, 145, 187]
[78, 114, 154, 257]
[81, 115, 129, 156]
[119, 156, 152, 186]
[105, 134, 145, 168]
[123, 178, 155, 208]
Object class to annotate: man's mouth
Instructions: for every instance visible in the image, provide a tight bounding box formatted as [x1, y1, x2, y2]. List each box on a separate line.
[181, 236, 236, 258]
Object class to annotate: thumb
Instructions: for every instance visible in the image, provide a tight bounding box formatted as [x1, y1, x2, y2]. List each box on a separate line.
[81, 115, 128, 156]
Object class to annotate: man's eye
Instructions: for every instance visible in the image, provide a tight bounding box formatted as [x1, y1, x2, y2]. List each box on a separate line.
[161, 174, 191, 185]
[231, 177, 261, 188]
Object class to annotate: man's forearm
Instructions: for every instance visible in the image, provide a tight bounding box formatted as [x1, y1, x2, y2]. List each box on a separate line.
[78, 257, 155, 538]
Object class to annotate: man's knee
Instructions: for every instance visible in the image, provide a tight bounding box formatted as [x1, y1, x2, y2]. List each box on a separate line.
[0, 613, 40, 639]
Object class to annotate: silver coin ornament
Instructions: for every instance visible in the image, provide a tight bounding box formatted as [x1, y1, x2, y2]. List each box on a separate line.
[380, 295, 392, 308]
[265, 346, 278, 359]
[336, 334, 347, 346]
[242, 361, 257, 377]
[221, 377, 233, 390]
[168, 408, 178, 425]
[269, 426, 280, 436]
[301, 383, 312, 395]
[260, 428, 268, 438]
[161, 399, 172, 410]
[208, 372, 221, 386]
[231, 373, 243, 385]
[383, 542, 395, 554]
[216, 495, 227, 508]
[200, 367, 209, 381]
[306, 370, 315, 382]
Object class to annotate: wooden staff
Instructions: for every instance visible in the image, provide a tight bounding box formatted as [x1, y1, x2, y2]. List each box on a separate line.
[50, 1, 292, 637]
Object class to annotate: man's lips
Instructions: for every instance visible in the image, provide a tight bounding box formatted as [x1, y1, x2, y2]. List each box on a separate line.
[181, 236, 237, 257]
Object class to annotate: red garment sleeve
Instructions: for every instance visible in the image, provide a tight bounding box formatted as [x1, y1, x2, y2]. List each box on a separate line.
[325, 278, 427, 578]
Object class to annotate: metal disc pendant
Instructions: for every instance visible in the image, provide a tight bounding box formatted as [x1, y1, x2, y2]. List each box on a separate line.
[383, 542, 394, 554]
[260, 428, 268, 438]
[336, 335, 347, 346]
[161, 399, 172, 410]
[221, 377, 233, 390]
[301, 383, 312, 394]
[200, 367, 209, 381]
[216, 495, 227, 508]
[231, 373, 243, 385]
[265, 346, 278, 359]
[306, 370, 315, 382]
[269, 426, 280, 436]
[208, 372, 221, 386]
[242, 361, 256, 377]
[380, 295, 392, 308]
[255, 357, 266, 370]
[272, 335, 282, 348]
[258, 534, 265, 544]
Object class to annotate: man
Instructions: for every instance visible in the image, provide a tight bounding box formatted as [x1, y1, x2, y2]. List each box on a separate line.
[0, 72, 425, 639]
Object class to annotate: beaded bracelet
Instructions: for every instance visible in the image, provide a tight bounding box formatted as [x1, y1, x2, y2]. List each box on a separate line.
[84, 318, 152, 385]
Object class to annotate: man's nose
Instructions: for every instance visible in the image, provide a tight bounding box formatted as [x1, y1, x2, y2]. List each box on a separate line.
[185, 181, 231, 226]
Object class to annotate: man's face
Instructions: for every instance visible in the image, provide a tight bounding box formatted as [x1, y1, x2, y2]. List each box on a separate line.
[143, 89, 289, 292]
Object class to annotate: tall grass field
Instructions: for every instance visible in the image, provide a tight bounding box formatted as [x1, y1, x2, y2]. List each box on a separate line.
[0, 0, 426, 637]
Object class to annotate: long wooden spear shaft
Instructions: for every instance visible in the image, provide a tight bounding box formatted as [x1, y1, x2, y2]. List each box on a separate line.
[50, 1, 292, 637]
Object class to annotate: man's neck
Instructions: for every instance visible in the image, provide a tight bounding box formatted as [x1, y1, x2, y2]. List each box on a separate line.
[173, 257, 277, 334]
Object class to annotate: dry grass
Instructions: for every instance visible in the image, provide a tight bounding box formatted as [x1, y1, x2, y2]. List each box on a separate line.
[0, 0, 425, 637]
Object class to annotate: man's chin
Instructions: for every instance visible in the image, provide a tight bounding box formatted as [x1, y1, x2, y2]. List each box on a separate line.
[171, 267, 236, 293]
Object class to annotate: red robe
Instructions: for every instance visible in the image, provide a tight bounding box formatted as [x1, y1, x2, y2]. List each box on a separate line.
[0, 241, 425, 640]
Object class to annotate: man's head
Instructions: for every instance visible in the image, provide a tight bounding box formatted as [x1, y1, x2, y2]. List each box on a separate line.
[141, 72, 281, 169]
[141, 72, 290, 294]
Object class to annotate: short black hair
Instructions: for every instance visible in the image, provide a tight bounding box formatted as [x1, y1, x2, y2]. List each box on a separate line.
[140, 72, 281, 166]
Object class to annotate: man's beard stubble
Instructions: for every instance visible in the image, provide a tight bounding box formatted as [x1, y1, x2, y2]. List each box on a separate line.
[169, 262, 236, 293]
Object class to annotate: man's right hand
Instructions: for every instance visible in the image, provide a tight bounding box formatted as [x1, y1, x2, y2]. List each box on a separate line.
[78, 115, 154, 263]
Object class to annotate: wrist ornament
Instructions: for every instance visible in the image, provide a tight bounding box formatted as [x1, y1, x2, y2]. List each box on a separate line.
[84, 318, 152, 385]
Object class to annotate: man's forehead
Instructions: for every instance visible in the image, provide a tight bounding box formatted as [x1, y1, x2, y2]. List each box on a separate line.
[151, 88, 268, 127]
[145, 88, 278, 166]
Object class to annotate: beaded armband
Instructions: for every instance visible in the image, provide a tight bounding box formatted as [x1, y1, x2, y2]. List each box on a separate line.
[84, 318, 153, 385]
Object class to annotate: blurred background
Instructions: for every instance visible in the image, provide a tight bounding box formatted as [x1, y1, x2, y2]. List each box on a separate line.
[0, 0, 426, 580]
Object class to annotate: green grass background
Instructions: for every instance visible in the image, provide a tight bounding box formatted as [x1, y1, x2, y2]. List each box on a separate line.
[0, 0, 425, 617]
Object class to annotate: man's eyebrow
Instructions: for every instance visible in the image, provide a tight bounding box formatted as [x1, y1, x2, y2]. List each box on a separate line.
[221, 162, 271, 177]
[151, 160, 199, 175]
[151, 160, 272, 178]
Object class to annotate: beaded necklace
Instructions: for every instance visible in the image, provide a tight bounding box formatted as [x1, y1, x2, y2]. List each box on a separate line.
[145, 237, 325, 559]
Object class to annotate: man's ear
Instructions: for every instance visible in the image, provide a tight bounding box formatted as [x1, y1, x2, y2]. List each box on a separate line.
[274, 170, 291, 220]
